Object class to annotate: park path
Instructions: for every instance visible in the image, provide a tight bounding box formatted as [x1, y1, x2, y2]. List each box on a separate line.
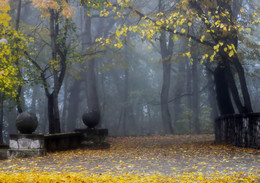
[0, 134, 259, 177]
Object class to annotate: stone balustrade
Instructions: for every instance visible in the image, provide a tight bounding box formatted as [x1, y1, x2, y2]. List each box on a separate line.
[215, 113, 260, 149]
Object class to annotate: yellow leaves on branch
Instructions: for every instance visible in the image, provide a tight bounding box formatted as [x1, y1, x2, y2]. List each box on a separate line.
[0, 0, 11, 26]
[31, 0, 75, 19]
[0, 1, 30, 98]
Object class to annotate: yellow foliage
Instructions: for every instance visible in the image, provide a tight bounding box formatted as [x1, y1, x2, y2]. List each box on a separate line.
[0, 1, 30, 99]
[31, 0, 75, 18]
[0, 171, 258, 183]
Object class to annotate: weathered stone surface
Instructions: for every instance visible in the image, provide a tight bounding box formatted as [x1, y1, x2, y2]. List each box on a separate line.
[0, 145, 9, 160]
[44, 132, 82, 152]
[75, 128, 108, 144]
[7, 149, 46, 159]
[9, 134, 45, 149]
[215, 113, 260, 149]
[9, 140, 19, 149]
[8, 134, 45, 159]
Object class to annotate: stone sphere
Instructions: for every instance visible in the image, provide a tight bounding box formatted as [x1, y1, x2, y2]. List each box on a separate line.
[82, 111, 100, 128]
[16, 112, 38, 134]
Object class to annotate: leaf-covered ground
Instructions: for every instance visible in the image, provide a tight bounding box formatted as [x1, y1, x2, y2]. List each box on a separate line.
[0, 134, 259, 182]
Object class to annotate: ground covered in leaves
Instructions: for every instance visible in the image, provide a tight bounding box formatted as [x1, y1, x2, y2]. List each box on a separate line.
[0, 134, 259, 182]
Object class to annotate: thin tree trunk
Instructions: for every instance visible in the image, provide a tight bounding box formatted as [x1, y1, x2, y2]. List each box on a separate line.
[66, 79, 82, 131]
[173, 61, 185, 125]
[61, 78, 68, 132]
[192, 58, 200, 134]
[186, 62, 192, 132]
[15, 0, 24, 113]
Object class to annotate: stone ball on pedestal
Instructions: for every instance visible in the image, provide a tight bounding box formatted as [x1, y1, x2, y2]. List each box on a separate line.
[16, 112, 38, 134]
[82, 111, 100, 128]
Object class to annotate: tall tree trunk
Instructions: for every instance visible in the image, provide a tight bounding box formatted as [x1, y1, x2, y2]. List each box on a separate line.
[206, 69, 218, 120]
[186, 62, 192, 132]
[216, 0, 252, 114]
[158, 0, 174, 134]
[160, 30, 174, 134]
[189, 0, 253, 115]
[7, 102, 18, 134]
[66, 79, 82, 131]
[47, 10, 67, 133]
[192, 58, 200, 134]
[31, 85, 38, 113]
[15, 0, 24, 113]
[122, 67, 129, 135]
[214, 63, 235, 115]
[122, 63, 135, 135]
[173, 61, 185, 125]
[83, 14, 100, 113]
[61, 78, 68, 132]
[161, 61, 173, 134]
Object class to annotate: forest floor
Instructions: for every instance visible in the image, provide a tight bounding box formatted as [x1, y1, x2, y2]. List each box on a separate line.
[0, 134, 259, 182]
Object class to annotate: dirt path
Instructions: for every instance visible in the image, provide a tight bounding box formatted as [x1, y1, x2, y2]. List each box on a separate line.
[0, 135, 259, 176]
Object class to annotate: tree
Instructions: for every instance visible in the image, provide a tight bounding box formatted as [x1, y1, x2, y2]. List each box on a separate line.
[98, 0, 259, 116]
[0, 0, 30, 143]
[159, 0, 174, 134]
[29, 0, 76, 133]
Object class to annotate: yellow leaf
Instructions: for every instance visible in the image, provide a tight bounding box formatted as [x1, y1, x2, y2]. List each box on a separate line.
[231, 44, 237, 53]
[200, 35, 205, 42]
[229, 50, 234, 57]
[156, 20, 162, 26]
[224, 47, 228, 52]
[186, 52, 191, 58]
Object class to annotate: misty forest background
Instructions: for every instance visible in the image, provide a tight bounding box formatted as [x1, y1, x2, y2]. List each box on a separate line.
[0, 0, 259, 144]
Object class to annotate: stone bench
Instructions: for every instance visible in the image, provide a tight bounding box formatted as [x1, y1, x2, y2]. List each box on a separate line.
[44, 132, 82, 152]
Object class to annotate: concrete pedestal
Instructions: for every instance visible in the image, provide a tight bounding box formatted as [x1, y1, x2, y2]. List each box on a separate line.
[8, 134, 46, 159]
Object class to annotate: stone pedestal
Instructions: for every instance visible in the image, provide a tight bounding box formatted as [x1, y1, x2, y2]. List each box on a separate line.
[75, 128, 108, 144]
[8, 134, 46, 159]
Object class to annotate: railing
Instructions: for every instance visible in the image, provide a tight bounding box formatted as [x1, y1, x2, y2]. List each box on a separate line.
[215, 113, 260, 149]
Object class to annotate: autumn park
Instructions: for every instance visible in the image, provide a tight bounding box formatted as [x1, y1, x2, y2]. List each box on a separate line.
[0, 0, 259, 182]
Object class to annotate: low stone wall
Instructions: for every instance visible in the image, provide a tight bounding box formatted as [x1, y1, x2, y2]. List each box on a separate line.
[44, 132, 82, 152]
[8, 134, 46, 159]
[0, 144, 9, 160]
[75, 128, 108, 144]
[215, 113, 260, 149]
